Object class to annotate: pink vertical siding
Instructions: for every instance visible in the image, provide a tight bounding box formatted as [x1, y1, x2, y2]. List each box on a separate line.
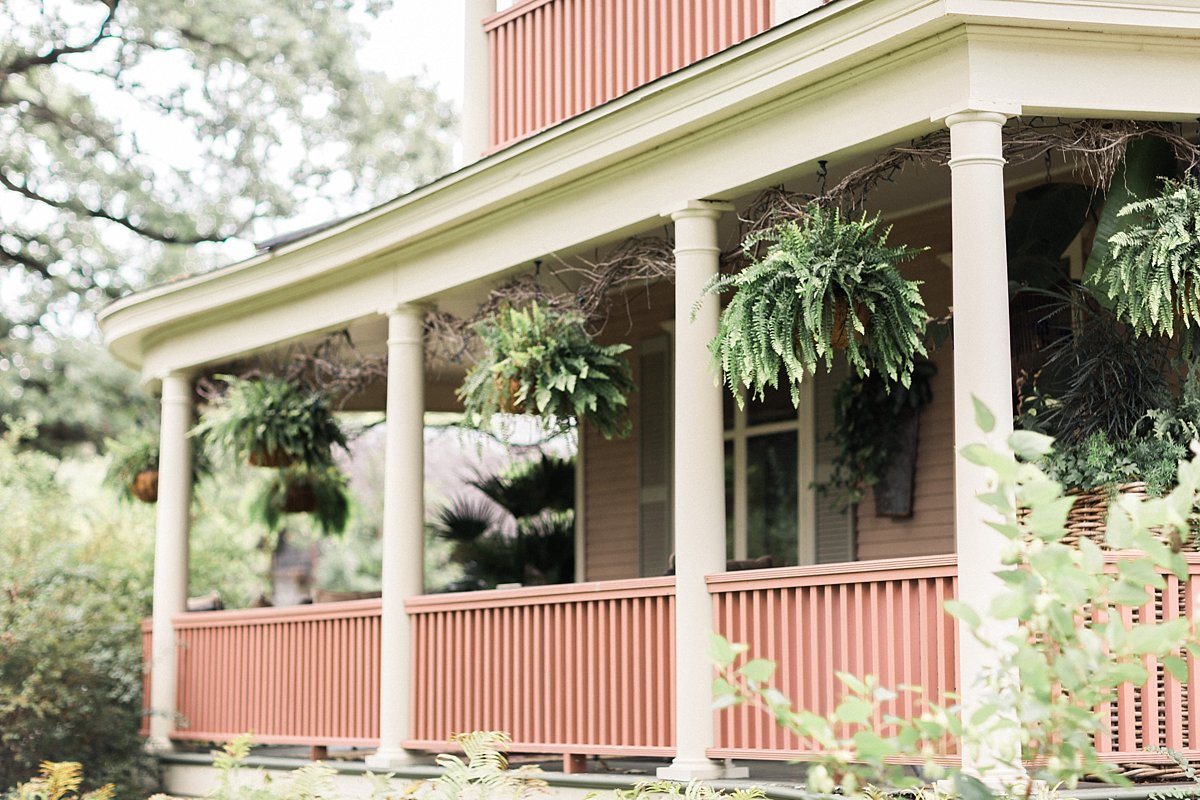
[706, 556, 961, 761]
[405, 578, 676, 756]
[484, 0, 773, 148]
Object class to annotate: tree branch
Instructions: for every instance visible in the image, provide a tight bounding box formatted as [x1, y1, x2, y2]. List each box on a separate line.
[0, 0, 120, 80]
[0, 169, 232, 245]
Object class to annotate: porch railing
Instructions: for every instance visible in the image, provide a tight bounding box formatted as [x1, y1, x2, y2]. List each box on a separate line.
[142, 600, 382, 745]
[707, 555, 960, 761]
[139, 555, 1200, 764]
[485, 0, 773, 149]
[1097, 555, 1200, 761]
[404, 577, 676, 756]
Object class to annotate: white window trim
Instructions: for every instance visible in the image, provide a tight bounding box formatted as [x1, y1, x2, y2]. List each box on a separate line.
[723, 381, 817, 565]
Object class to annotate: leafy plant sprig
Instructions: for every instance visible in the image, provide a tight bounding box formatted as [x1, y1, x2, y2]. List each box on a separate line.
[1091, 177, 1200, 345]
[458, 303, 634, 440]
[192, 375, 347, 468]
[713, 400, 1200, 799]
[701, 208, 929, 409]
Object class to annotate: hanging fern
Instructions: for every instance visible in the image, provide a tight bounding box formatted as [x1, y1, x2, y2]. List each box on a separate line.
[1092, 177, 1200, 343]
[701, 207, 929, 407]
[458, 302, 635, 439]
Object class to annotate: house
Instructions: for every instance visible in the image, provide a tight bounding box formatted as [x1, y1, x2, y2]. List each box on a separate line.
[99, 0, 1200, 791]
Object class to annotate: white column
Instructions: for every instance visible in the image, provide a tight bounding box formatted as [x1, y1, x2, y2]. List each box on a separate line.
[658, 201, 745, 781]
[946, 109, 1023, 780]
[461, 0, 495, 164]
[366, 304, 427, 768]
[147, 371, 194, 752]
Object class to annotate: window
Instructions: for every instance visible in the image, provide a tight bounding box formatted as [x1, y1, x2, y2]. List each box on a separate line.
[724, 363, 854, 566]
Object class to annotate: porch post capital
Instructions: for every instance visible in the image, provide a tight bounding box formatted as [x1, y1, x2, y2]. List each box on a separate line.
[665, 198, 735, 221]
[930, 100, 1022, 125]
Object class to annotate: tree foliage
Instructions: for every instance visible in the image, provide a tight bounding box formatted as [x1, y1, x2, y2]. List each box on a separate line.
[0, 0, 455, 349]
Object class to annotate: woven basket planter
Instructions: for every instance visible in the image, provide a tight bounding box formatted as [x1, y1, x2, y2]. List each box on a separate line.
[1020, 482, 1197, 551]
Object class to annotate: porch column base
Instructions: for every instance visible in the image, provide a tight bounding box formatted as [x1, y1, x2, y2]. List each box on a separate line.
[365, 748, 430, 769]
[143, 735, 176, 756]
[656, 758, 748, 781]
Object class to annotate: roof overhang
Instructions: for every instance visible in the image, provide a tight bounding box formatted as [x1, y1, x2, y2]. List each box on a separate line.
[99, 0, 1200, 381]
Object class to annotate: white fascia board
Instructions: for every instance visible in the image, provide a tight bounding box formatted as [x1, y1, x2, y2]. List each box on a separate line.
[102, 0, 1200, 377]
[99, 0, 962, 374]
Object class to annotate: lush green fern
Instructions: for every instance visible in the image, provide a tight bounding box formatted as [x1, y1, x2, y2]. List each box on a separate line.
[7, 762, 114, 800]
[427, 732, 547, 800]
[1092, 177, 1200, 344]
[458, 303, 634, 439]
[701, 208, 929, 408]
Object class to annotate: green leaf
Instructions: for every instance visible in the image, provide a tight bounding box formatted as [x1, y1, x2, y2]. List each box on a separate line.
[972, 396, 996, 434]
[834, 695, 875, 726]
[944, 599, 981, 628]
[1165, 655, 1190, 682]
[1009, 429, 1055, 460]
[707, 632, 737, 668]
[737, 658, 777, 683]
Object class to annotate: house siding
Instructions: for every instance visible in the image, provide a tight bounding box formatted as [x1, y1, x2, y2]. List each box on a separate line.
[854, 244, 956, 560]
[584, 281, 675, 581]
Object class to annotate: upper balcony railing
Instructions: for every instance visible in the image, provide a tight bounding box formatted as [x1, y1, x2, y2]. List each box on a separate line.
[486, 0, 774, 149]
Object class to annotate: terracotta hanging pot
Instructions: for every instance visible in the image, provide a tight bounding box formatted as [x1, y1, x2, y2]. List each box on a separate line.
[495, 375, 526, 414]
[130, 469, 159, 503]
[248, 448, 294, 468]
[284, 481, 317, 513]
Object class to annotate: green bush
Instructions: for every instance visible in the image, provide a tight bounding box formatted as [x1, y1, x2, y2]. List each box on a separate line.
[0, 428, 152, 798]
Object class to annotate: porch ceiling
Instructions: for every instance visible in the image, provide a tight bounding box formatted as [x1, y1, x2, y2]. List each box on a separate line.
[100, 0, 1200, 383]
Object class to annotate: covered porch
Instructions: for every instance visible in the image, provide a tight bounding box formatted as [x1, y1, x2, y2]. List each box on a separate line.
[101, 0, 1200, 783]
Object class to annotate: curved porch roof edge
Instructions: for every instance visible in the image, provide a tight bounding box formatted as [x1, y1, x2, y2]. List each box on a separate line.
[98, 0, 1200, 379]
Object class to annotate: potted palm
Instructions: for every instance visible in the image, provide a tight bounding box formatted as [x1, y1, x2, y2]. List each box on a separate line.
[192, 375, 347, 468]
[702, 206, 929, 408]
[249, 465, 351, 536]
[458, 302, 635, 439]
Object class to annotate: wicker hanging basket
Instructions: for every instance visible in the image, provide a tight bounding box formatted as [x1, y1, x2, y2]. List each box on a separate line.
[129, 469, 159, 503]
[284, 481, 317, 513]
[1041, 482, 1198, 551]
[495, 376, 526, 414]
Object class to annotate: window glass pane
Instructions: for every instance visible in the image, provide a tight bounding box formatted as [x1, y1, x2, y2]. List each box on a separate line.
[723, 387, 736, 431]
[724, 440, 735, 560]
[747, 382, 798, 427]
[746, 431, 798, 566]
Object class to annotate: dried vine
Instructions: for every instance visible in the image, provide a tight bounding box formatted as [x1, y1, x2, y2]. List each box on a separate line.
[197, 331, 387, 410]
[425, 118, 1200, 365]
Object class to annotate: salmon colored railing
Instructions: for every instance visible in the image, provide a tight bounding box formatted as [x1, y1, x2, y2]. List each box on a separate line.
[1096, 554, 1200, 762]
[140, 619, 153, 737]
[485, 0, 773, 149]
[143, 600, 383, 746]
[706, 555, 960, 761]
[405, 577, 676, 757]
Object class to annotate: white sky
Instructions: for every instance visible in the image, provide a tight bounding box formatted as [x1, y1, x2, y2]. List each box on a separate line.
[365, 2, 466, 110]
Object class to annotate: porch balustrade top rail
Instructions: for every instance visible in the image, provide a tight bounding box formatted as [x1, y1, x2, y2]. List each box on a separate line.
[484, 0, 773, 149]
